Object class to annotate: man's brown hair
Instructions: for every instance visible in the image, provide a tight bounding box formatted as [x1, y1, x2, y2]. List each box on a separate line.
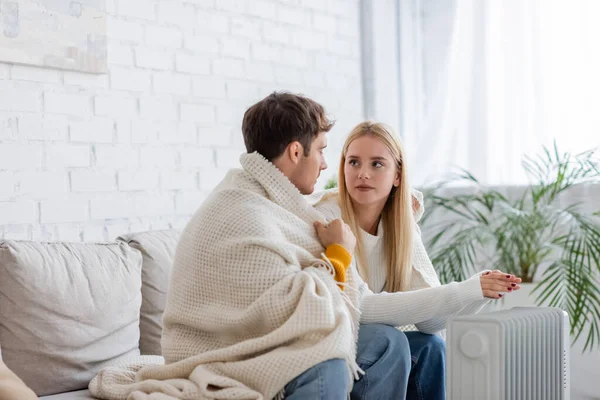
[242, 91, 335, 161]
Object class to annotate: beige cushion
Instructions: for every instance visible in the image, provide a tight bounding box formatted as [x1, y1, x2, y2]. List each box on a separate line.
[39, 389, 95, 400]
[118, 230, 180, 356]
[0, 240, 142, 396]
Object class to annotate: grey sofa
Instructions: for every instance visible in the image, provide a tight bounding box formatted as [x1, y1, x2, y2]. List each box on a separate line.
[0, 230, 180, 399]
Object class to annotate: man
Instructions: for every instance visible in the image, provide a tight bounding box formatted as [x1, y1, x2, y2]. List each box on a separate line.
[161, 92, 414, 399]
[90, 92, 449, 400]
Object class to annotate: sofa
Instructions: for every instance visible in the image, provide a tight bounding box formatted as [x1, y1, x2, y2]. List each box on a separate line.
[0, 229, 181, 399]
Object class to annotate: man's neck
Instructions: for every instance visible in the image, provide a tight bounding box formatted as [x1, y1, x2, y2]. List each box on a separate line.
[353, 200, 386, 235]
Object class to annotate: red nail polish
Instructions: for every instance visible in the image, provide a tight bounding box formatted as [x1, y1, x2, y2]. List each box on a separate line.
[499, 294, 503, 298]
[506, 275, 510, 278]
[511, 283, 516, 287]
[508, 287, 512, 291]
[485, 271, 490, 275]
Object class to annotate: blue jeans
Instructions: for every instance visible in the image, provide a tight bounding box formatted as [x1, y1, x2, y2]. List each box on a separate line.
[284, 324, 446, 399]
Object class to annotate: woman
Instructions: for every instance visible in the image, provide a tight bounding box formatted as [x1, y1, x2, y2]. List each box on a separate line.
[313, 121, 521, 399]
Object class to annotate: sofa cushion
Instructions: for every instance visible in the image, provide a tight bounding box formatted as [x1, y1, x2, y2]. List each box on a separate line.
[118, 230, 180, 356]
[39, 389, 95, 400]
[0, 240, 142, 396]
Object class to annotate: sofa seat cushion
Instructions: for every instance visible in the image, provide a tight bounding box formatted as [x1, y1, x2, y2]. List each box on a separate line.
[39, 389, 96, 399]
[118, 230, 180, 356]
[0, 240, 142, 396]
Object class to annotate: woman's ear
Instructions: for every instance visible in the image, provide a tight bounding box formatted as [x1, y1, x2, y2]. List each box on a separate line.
[393, 173, 400, 188]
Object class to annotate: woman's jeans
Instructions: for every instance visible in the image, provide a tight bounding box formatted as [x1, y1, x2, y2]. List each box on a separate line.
[284, 324, 446, 399]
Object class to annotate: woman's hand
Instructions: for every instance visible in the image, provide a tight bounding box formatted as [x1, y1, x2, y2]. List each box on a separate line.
[480, 270, 522, 299]
[314, 219, 356, 255]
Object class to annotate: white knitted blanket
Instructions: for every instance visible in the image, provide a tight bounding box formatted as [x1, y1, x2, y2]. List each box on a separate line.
[89, 153, 361, 400]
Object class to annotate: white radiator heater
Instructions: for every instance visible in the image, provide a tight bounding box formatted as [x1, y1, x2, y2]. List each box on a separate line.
[447, 307, 570, 400]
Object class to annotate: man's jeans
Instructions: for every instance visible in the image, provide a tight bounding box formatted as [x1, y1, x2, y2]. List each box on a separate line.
[284, 324, 446, 399]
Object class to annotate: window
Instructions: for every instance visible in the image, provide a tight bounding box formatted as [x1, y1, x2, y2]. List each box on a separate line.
[369, 0, 600, 185]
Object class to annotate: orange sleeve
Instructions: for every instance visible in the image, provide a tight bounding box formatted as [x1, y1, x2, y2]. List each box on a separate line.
[324, 244, 352, 290]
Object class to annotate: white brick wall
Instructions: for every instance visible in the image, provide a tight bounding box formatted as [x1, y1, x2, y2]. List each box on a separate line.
[0, 144, 44, 170]
[71, 171, 117, 192]
[46, 145, 91, 169]
[17, 172, 69, 196]
[0, 202, 37, 225]
[70, 119, 114, 143]
[0, 173, 14, 200]
[95, 94, 137, 117]
[40, 199, 89, 224]
[45, 93, 93, 117]
[0, 0, 363, 241]
[12, 65, 62, 84]
[118, 171, 160, 191]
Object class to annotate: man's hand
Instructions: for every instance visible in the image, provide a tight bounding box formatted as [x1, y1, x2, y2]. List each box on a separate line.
[314, 219, 356, 254]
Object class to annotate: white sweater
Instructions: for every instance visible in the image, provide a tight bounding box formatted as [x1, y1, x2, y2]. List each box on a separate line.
[313, 190, 489, 334]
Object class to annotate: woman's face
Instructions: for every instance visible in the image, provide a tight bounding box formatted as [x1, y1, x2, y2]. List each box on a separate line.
[344, 135, 400, 208]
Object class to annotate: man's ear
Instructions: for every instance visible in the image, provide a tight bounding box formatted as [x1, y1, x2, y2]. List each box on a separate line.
[286, 141, 304, 165]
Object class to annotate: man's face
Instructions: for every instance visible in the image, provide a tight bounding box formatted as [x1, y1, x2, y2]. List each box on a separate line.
[292, 132, 328, 195]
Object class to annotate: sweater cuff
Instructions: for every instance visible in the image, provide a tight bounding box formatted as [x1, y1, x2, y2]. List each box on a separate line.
[325, 244, 352, 267]
[324, 244, 352, 289]
[462, 274, 486, 302]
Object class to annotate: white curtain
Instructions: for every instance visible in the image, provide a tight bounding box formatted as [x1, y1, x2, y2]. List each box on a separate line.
[394, 3, 600, 398]
[400, 0, 600, 187]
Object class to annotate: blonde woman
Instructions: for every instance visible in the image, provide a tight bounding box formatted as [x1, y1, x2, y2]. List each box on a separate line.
[313, 121, 522, 399]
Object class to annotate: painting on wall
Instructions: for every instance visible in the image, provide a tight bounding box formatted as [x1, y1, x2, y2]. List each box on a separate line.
[0, 0, 107, 73]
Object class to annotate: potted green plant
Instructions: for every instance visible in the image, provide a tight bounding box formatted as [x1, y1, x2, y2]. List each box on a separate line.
[421, 144, 600, 351]
[324, 176, 338, 190]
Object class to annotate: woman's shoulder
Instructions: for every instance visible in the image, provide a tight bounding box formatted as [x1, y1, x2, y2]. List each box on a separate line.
[411, 188, 425, 223]
[308, 188, 342, 221]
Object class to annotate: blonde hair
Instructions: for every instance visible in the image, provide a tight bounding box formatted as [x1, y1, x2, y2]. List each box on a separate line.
[338, 121, 413, 292]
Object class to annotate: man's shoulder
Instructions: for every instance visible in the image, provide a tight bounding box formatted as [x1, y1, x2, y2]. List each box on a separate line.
[200, 187, 272, 221]
[179, 194, 279, 255]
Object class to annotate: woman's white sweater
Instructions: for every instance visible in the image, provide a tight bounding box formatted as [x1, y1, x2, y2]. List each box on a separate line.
[313, 191, 490, 334]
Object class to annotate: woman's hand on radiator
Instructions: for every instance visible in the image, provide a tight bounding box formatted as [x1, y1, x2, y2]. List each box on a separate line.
[480, 270, 522, 299]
